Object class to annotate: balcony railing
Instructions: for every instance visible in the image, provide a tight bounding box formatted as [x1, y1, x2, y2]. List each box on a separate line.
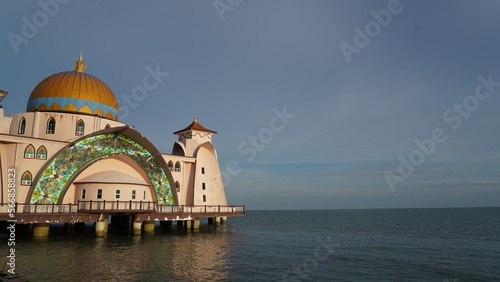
[0, 201, 245, 215]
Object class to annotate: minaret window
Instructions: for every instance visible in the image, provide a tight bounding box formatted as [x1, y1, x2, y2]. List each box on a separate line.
[175, 162, 181, 172]
[47, 117, 56, 134]
[175, 181, 180, 192]
[21, 171, 32, 186]
[201, 167, 205, 174]
[203, 195, 207, 202]
[24, 144, 35, 159]
[168, 161, 174, 171]
[18, 117, 26, 134]
[202, 183, 206, 190]
[76, 120, 85, 136]
[36, 145, 47, 160]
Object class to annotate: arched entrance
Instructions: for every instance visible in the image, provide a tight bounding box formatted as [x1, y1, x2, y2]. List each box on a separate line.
[27, 128, 175, 205]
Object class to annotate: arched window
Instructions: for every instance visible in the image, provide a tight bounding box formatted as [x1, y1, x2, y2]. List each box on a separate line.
[175, 181, 180, 192]
[168, 161, 173, 171]
[175, 161, 181, 172]
[76, 119, 85, 136]
[21, 171, 32, 186]
[18, 117, 26, 134]
[36, 145, 47, 160]
[105, 124, 111, 129]
[46, 117, 55, 134]
[24, 144, 35, 159]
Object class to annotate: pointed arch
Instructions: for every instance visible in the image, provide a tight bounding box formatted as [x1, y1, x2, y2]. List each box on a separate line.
[28, 131, 175, 205]
[105, 124, 111, 129]
[175, 181, 180, 192]
[18, 117, 26, 134]
[168, 160, 174, 171]
[46, 117, 55, 134]
[175, 161, 181, 172]
[24, 144, 35, 159]
[36, 145, 47, 160]
[21, 171, 32, 186]
[172, 142, 186, 156]
[76, 119, 85, 136]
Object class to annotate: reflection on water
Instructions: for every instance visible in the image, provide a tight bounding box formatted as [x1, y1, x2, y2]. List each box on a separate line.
[10, 222, 233, 281]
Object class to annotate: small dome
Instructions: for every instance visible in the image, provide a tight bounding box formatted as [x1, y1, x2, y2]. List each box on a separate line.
[26, 54, 120, 121]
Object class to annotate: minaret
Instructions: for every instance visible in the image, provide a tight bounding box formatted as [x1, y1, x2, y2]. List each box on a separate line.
[173, 117, 217, 157]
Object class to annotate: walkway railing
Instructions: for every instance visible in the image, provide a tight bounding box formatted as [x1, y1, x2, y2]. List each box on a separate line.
[0, 201, 245, 214]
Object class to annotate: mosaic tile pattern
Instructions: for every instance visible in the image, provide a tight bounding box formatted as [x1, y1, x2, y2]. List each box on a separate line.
[30, 133, 173, 205]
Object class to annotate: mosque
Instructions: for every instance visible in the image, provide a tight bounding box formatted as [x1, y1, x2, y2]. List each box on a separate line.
[0, 54, 244, 237]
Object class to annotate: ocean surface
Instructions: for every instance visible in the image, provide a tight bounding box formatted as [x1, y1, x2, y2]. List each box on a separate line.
[3, 207, 499, 281]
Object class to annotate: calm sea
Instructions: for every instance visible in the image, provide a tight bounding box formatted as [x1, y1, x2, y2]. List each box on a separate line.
[3, 208, 499, 281]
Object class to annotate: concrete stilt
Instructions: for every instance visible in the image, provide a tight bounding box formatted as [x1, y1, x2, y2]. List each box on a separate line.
[186, 220, 193, 230]
[33, 223, 50, 238]
[104, 218, 109, 233]
[214, 217, 221, 226]
[193, 218, 200, 229]
[95, 221, 107, 237]
[133, 222, 142, 235]
[143, 221, 155, 233]
[220, 216, 227, 225]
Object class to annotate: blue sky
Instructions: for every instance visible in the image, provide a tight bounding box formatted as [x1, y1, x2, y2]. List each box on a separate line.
[2, 0, 500, 210]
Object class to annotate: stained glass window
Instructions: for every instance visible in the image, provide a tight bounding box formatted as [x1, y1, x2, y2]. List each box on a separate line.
[36, 146, 47, 160]
[21, 171, 32, 186]
[24, 144, 35, 159]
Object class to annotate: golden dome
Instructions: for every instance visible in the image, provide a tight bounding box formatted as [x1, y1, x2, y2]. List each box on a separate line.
[27, 54, 120, 121]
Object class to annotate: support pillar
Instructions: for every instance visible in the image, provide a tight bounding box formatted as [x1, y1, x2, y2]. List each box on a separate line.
[143, 221, 155, 233]
[186, 220, 193, 230]
[95, 221, 107, 237]
[220, 216, 227, 225]
[133, 222, 142, 235]
[33, 223, 50, 238]
[214, 217, 221, 226]
[193, 218, 200, 229]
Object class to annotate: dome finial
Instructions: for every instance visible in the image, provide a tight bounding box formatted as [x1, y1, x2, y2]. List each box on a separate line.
[194, 116, 198, 123]
[74, 52, 86, 73]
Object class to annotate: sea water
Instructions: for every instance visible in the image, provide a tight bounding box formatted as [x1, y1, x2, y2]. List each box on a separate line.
[3, 207, 499, 281]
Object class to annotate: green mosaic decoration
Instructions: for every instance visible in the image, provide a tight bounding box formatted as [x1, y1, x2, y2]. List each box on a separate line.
[29, 133, 174, 205]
